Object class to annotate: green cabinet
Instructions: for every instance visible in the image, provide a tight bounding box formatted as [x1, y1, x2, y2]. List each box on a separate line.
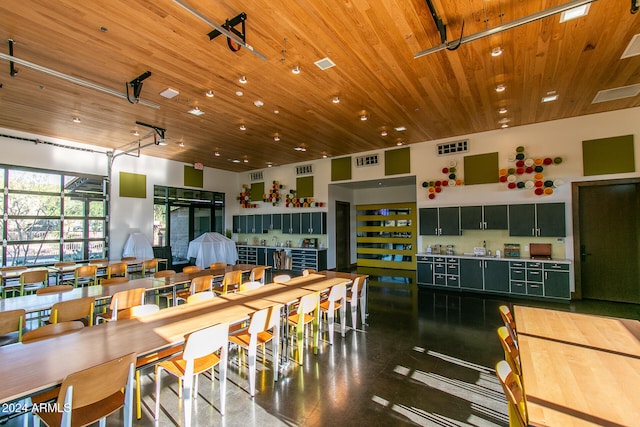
[509, 203, 566, 237]
[460, 205, 508, 230]
[544, 263, 571, 299]
[301, 212, 326, 234]
[484, 259, 510, 293]
[459, 258, 483, 290]
[419, 207, 460, 236]
[417, 256, 434, 285]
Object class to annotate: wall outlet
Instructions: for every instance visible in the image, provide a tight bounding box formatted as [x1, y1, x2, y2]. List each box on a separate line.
[524, 245, 529, 252]
[556, 238, 564, 243]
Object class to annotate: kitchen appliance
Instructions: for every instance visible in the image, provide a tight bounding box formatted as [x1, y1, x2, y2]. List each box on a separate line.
[530, 243, 552, 259]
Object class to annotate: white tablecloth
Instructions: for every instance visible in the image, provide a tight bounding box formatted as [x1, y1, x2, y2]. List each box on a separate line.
[187, 232, 237, 268]
[122, 232, 154, 260]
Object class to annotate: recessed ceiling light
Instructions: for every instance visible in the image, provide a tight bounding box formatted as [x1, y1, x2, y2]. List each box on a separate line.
[243, 158, 249, 163]
[396, 141, 404, 146]
[160, 88, 179, 99]
[498, 118, 511, 124]
[491, 46, 503, 57]
[131, 130, 139, 136]
[294, 145, 307, 152]
[541, 93, 559, 103]
[560, 4, 590, 22]
[332, 96, 340, 104]
[205, 90, 214, 97]
[177, 141, 185, 147]
[291, 65, 301, 74]
[381, 130, 388, 137]
[360, 115, 368, 121]
[322, 153, 328, 158]
[394, 126, 407, 132]
[254, 100, 264, 107]
[239, 124, 246, 131]
[501, 124, 509, 129]
[496, 84, 506, 92]
[235, 91, 243, 97]
[239, 75, 247, 84]
[498, 107, 508, 114]
[232, 159, 241, 163]
[274, 135, 280, 142]
[274, 110, 280, 114]
[188, 107, 205, 116]
[214, 151, 221, 157]
[267, 162, 273, 168]
[72, 117, 81, 123]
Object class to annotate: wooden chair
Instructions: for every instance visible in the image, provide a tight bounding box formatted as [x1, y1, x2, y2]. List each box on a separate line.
[36, 285, 73, 295]
[32, 353, 136, 427]
[186, 291, 215, 304]
[101, 277, 130, 285]
[182, 265, 202, 274]
[155, 323, 229, 425]
[107, 261, 128, 279]
[209, 262, 227, 270]
[153, 269, 176, 278]
[499, 305, 518, 347]
[96, 288, 145, 323]
[273, 274, 291, 283]
[288, 292, 320, 365]
[1, 266, 28, 297]
[72, 265, 98, 287]
[170, 275, 214, 306]
[141, 258, 159, 277]
[496, 360, 528, 427]
[497, 326, 522, 377]
[49, 296, 95, 326]
[249, 266, 266, 284]
[0, 308, 26, 346]
[53, 262, 76, 285]
[22, 321, 84, 343]
[319, 282, 347, 345]
[89, 258, 108, 265]
[215, 270, 242, 295]
[19, 269, 49, 295]
[346, 276, 363, 330]
[229, 305, 281, 397]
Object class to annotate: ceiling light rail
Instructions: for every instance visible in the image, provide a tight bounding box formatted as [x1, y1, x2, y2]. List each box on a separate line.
[0, 51, 160, 109]
[172, 0, 267, 61]
[414, 0, 598, 59]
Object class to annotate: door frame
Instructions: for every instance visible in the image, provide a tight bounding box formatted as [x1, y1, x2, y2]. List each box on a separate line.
[571, 177, 640, 300]
[335, 200, 351, 271]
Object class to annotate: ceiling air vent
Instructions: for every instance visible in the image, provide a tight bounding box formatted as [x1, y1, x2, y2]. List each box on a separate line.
[314, 57, 336, 70]
[249, 171, 263, 181]
[592, 83, 640, 103]
[621, 34, 640, 59]
[296, 164, 313, 175]
[437, 139, 468, 156]
[355, 154, 379, 167]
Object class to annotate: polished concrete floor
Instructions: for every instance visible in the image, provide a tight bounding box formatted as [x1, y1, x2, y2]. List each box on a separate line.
[6, 267, 639, 426]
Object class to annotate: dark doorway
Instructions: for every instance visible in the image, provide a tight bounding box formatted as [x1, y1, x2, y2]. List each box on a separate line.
[574, 178, 640, 303]
[335, 201, 351, 272]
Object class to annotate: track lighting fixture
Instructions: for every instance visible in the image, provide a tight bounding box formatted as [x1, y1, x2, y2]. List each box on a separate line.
[292, 65, 300, 74]
[126, 71, 152, 104]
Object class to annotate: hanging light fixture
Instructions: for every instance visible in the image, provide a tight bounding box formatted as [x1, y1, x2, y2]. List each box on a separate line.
[291, 65, 301, 74]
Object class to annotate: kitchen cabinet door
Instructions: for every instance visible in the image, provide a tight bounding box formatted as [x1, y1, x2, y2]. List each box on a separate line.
[484, 260, 510, 293]
[282, 213, 292, 234]
[417, 261, 434, 285]
[536, 203, 566, 237]
[544, 270, 570, 299]
[261, 214, 273, 231]
[291, 213, 302, 234]
[232, 215, 241, 233]
[459, 258, 483, 290]
[271, 213, 282, 231]
[310, 212, 326, 234]
[301, 212, 312, 234]
[439, 207, 460, 235]
[419, 208, 439, 235]
[509, 204, 536, 236]
[483, 205, 508, 230]
[237, 215, 248, 233]
[460, 206, 483, 230]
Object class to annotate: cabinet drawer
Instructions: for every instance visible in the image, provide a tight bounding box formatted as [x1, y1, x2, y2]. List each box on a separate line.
[527, 283, 544, 296]
[417, 256, 433, 263]
[510, 281, 526, 294]
[527, 261, 543, 269]
[434, 274, 446, 286]
[447, 264, 459, 275]
[446, 258, 459, 265]
[526, 269, 543, 282]
[446, 275, 459, 287]
[510, 269, 525, 280]
[544, 262, 570, 271]
[510, 261, 526, 269]
[433, 257, 446, 263]
[434, 263, 446, 274]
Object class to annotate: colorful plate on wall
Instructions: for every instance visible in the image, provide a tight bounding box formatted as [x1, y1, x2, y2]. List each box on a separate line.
[507, 153, 516, 162]
[553, 179, 564, 188]
[525, 181, 534, 189]
[449, 179, 457, 186]
[524, 158, 534, 167]
[507, 175, 517, 182]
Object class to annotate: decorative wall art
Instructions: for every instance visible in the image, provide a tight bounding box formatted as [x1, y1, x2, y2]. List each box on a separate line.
[421, 160, 464, 200]
[499, 146, 564, 196]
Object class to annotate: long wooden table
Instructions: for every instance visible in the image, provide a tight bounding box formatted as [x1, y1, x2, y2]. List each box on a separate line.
[0, 274, 352, 404]
[514, 306, 640, 426]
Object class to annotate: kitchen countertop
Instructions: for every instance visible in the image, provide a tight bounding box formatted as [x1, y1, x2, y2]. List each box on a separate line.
[415, 253, 571, 263]
[237, 243, 327, 250]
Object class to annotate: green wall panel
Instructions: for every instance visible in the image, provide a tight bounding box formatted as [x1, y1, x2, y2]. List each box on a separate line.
[297, 176, 314, 198]
[583, 134, 635, 176]
[119, 172, 146, 198]
[184, 166, 203, 188]
[332, 157, 352, 181]
[464, 152, 499, 185]
[251, 182, 265, 201]
[385, 147, 410, 176]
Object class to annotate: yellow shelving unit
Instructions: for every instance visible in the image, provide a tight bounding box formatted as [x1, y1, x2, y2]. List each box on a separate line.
[356, 202, 417, 270]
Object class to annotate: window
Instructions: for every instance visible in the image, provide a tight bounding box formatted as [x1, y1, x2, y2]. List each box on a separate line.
[1, 166, 108, 266]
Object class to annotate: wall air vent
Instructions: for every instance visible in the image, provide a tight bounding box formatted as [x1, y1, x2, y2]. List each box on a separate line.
[249, 171, 263, 181]
[437, 139, 468, 156]
[296, 164, 313, 175]
[355, 154, 379, 167]
[592, 83, 640, 103]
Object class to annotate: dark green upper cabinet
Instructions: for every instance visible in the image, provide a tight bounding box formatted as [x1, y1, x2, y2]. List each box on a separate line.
[439, 207, 460, 235]
[460, 206, 483, 230]
[419, 208, 439, 236]
[483, 205, 508, 229]
[509, 203, 565, 237]
[508, 204, 536, 236]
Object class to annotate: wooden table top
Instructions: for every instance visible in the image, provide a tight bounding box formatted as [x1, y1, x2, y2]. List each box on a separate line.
[0, 274, 349, 404]
[515, 306, 640, 426]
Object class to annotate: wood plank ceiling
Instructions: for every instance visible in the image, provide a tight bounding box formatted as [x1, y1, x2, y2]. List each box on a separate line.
[0, 0, 638, 172]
